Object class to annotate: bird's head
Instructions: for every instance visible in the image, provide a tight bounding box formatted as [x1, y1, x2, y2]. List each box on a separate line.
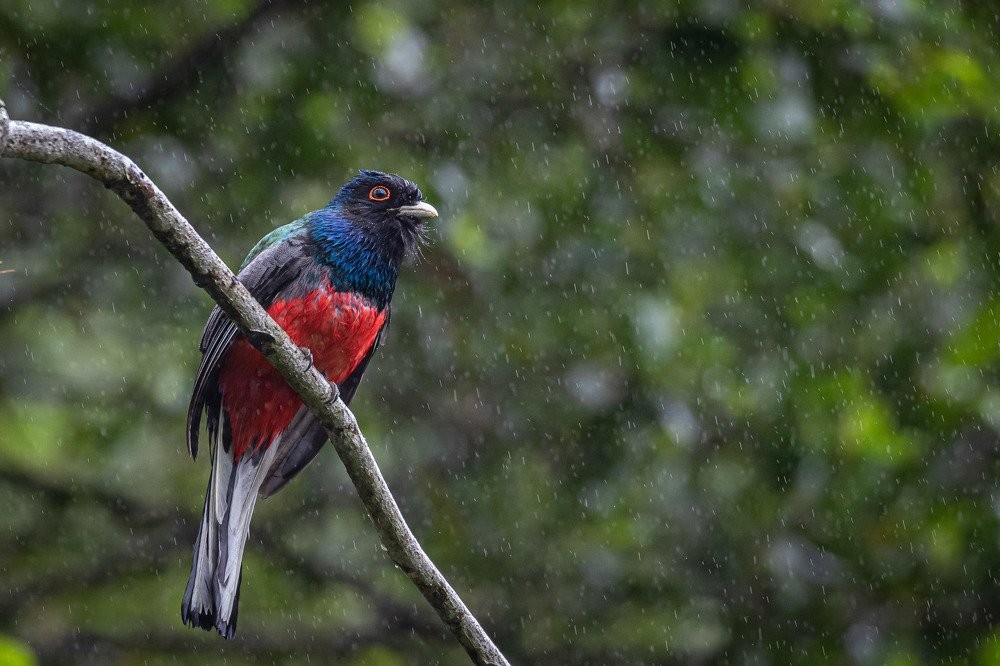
[329, 170, 438, 256]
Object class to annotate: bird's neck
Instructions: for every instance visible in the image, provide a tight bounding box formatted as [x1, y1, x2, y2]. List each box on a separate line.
[307, 209, 401, 310]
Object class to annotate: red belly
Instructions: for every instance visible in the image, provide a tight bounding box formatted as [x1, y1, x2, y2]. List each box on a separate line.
[218, 287, 386, 460]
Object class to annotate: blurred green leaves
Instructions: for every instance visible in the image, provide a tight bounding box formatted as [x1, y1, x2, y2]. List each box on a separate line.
[0, 636, 36, 666]
[3, 0, 1000, 663]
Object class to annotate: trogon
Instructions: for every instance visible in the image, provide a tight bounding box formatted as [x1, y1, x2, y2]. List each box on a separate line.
[181, 170, 437, 638]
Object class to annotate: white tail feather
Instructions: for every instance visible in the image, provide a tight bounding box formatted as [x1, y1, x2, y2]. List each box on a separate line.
[182, 413, 282, 638]
[182, 415, 229, 623]
[213, 436, 281, 622]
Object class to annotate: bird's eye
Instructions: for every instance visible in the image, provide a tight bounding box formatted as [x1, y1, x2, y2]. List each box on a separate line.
[369, 186, 391, 201]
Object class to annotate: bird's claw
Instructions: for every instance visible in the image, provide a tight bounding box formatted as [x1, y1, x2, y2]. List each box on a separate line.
[298, 346, 314, 368]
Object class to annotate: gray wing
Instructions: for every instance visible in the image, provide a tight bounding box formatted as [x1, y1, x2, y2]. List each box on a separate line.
[186, 235, 314, 458]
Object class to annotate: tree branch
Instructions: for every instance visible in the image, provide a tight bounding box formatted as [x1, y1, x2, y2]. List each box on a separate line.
[0, 100, 508, 666]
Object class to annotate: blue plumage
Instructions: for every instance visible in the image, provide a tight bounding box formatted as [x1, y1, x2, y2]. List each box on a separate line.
[239, 171, 430, 310]
[308, 212, 401, 310]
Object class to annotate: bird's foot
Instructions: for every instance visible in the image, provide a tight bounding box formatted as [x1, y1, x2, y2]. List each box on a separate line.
[298, 346, 314, 368]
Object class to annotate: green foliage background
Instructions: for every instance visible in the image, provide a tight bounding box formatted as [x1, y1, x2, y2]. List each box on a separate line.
[3, 1, 1000, 663]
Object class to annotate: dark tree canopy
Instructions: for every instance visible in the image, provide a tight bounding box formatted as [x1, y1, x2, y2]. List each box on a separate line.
[2, 1, 1000, 664]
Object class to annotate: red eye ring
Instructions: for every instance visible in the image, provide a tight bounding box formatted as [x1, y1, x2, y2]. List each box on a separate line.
[369, 186, 391, 201]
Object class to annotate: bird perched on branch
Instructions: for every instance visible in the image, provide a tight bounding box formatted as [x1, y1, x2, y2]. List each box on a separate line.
[181, 170, 437, 638]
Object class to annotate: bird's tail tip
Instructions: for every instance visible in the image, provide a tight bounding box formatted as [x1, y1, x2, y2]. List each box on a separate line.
[181, 601, 238, 639]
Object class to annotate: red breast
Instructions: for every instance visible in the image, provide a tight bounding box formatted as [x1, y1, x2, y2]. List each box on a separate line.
[218, 286, 386, 460]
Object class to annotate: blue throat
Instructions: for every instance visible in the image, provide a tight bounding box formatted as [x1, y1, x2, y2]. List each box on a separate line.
[307, 207, 400, 310]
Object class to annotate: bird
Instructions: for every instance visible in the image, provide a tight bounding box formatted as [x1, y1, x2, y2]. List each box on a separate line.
[181, 170, 437, 639]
